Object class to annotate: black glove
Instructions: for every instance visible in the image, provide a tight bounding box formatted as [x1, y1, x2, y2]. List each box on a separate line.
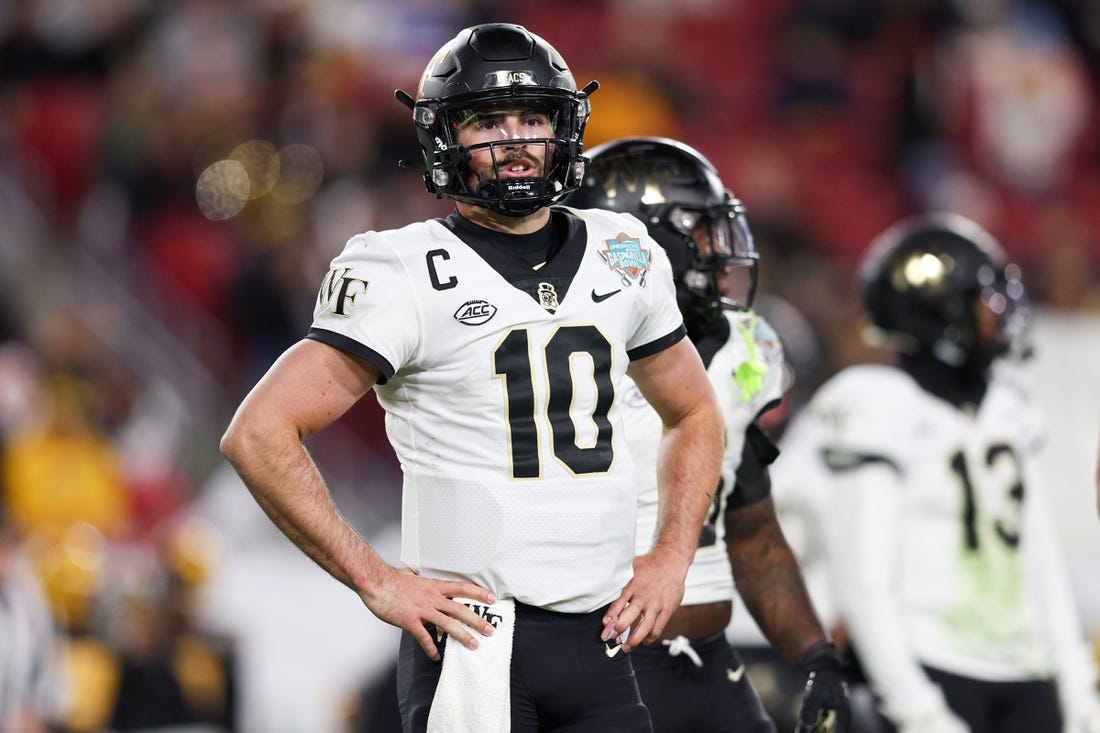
[797, 640, 851, 733]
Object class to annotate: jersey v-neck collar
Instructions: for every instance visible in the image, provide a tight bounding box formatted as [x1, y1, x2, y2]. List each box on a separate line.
[438, 208, 588, 311]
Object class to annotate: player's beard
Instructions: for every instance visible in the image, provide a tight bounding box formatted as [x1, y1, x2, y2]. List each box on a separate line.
[462, 140, 560, 216]
[472, 146, 546, 186]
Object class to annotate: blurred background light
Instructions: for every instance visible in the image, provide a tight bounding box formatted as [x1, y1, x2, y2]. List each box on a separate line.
[196, 159, 250, 221]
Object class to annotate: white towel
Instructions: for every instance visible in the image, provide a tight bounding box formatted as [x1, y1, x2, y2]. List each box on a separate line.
[426, 597, 515, 733]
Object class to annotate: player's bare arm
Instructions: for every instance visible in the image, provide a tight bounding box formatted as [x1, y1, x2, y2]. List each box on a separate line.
[606, 337, 723, 651]
[725, 496, 827, 663]
[220, 338, 496, 660]
[728, 495, 851, 732]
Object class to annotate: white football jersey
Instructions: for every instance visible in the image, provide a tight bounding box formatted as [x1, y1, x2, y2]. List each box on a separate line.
[781, 363, 1066, 689]
[309, 207, 684, 613]
[624, 310, 785, 606]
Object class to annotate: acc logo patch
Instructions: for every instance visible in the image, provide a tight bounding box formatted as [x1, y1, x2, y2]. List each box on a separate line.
[454, 299, 497, 326]
[600, 232, 651, 286]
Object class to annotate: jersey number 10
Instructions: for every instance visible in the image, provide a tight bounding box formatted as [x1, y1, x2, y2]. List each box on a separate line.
[493, 325, 615, 479]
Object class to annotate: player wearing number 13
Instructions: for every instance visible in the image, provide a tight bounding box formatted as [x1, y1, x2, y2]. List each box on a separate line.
[220, 22, 723, 733]
[780, 213, 1100, 733]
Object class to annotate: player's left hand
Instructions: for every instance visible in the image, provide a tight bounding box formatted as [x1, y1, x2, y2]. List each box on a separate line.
[797, 641, 851, 733]
[601, 548, 688, 652]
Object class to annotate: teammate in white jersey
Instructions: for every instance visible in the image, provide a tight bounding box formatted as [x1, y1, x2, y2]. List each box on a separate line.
[779, 213, 1100, 733]
[220, 24, 723, 732]
[565, 137, 851, 733]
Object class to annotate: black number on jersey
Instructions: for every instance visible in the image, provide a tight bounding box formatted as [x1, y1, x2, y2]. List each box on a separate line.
[950, 443, 1025, 552]
[493, 325, 615, 479]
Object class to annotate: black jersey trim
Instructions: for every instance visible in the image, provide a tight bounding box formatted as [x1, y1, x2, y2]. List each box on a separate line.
[728, 430, 773, 509]
[306, 328, 395, 385]
[627, 324, 687, 361]
[728, 422, 781, 510]
[692, 315, 732, 369]
[745, 422, 780, 465]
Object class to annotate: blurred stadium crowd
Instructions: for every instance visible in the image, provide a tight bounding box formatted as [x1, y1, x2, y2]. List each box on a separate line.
[0, 1, 1098, 731]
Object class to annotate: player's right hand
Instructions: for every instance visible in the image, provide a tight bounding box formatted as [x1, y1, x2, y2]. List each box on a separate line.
[360, 566, 496, 661]
[796, 641, 850, 732]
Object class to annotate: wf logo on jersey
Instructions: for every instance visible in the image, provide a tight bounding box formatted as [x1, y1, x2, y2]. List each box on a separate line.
[317, 267, 368, 317]
[454, 299, 497, 326]
[600, 232, 650, 287]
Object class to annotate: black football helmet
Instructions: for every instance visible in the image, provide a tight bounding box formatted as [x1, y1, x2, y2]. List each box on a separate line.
[395, 24, 597, 217]
[858, 213, 1031, 368]
[563, 136, 757, 333]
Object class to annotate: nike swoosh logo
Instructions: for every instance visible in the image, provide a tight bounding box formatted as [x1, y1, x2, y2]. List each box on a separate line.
[726, 665, 746, 682]
[591, 288, 621, 303]
[605, 643, 623, 658]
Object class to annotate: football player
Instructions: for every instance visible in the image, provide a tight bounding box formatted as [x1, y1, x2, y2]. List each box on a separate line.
[778, 214, 1100, 733]
[221, 23, 724, 732]
[564, 137, 850, 733]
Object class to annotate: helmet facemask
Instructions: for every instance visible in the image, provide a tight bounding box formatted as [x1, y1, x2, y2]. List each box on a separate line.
[975, 260, 1032, 363]
[650, 194, 758, 333]
[927, 270, 1029, 371]
[426, 95, 588, 216]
